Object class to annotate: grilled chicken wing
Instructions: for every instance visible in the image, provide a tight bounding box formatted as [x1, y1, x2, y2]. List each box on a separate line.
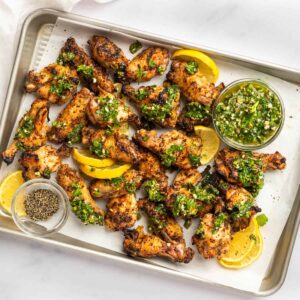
[215, 148, 286, 196]
[48, 88, 93, 144]
[105, 194, 138, 231]
[25, 64, 79, 105]
[133, 129, 202, 169]
[123, 226, 194, 263]
[88, 35, 129, 80]
[82, 127, 141, 165]
[167, 60, 224, 106]
[122, 84, 180, 128]
[90, 169, 143, 199]
[2, 99, 49, 164]
[126, 47, 170, 82]
[192, 213, 231, 259]
[19, 145, 61, 180]
[57, 164, 104, 225]
[58, 37, 115, 94]
[86, 88, 139, 128]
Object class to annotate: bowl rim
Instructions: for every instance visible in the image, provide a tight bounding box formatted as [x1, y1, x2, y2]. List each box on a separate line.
[212, 78, 285, 151]
[11, 178, 69, 237]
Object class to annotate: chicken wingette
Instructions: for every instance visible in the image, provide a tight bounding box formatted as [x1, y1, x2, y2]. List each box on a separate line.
[192, 213, 231, 259]
[105, 194, 138, 231]
[48, 88, 93, 144]
[25, 63, 79, 104]
[86, 88, 139, 128]
[57, 164, 104, 225]
[58, 37, 115, 94]
[90, 169, 143, 199]
[2, 98, 49, 164]
[122, 84, 180, 128]
[126, 47, 170, 82]
[133, 129, 202, 169]
[167, 60, 224, 106]
[123, 226, 194, 263]
[215, 148, 286, 196]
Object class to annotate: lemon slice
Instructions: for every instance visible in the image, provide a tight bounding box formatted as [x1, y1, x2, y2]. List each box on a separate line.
[194, 125, 220, 165]
[220, 217, 258, 264]
[218, 228, 263, 269]
[80, 163, 131, 179]
[0, 171, 24, 214]
[73, 148, 115, 168]
[172, 49, 219, 83]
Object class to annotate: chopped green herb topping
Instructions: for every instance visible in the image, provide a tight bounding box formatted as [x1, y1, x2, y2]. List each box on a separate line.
[129, 40, 142, 54]
[189, 184, 219, 203]
[15, 116, 34, 139]
[90, 140, 108, 159]
[50, 75, 72, 97]
[185, 61, 198, 75]
[96, 96, 119, 125]
[212, 213, 226, 234]
[16, 141, 26, 151]
[143, 179, 165, 202]
[43, 168, 51, 179]
[125, 182, 137, 194]
[160, 144, 184, 167]
[148, 58, 156, 69]
[77, 65, 95, 82]
[172, 194, 198, 217]
[249, 233, 257, 241]
[52, 121, 66, 128]
[67, 123, 84, 144]
[137, 66, 146, 83]
[135, 88, 149, 100]
[231, 198, 254, 220]
[110, 176, 124, 186]
[57, 52, 75, 65]
[195, 224, 204, 238]
[188, 153, 201, 167]
[156, 65, 165, 75]
[185, 102, 211, 120]
[256, 213, 268, 227]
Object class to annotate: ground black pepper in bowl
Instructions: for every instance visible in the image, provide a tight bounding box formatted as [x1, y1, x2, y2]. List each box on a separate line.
[24, 189, 59, 221]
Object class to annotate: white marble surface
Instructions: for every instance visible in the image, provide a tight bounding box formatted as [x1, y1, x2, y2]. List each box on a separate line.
[1, 0, 300, 299]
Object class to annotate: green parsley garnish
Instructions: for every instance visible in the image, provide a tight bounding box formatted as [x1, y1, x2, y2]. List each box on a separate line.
[52, 121, 66, 128]
[129, 40, 142, 54]
[137, 66, 146, 83]
[172, 194, 198, 218]
[160, 144, 184, 167]
[43, 168, 51, 179]
[185, 102, 211, 120]
[256, 214, 268, 227]
[125, 182, 137, 194]
[77, 65, 95, 82]
[90, 140, 108, 159]
[15, 116, 34, 139]
[188, 154, 201, 167]
[111, 176, 124, 186]
[96, 96, 119, 125]
[143, 179, 165, 202]
[185, 61, 198, 75]
[212, 213, 226, 234]
[189, 184, 219, 203]
[135, 88, 149, 100]
[148, 58, 156, 69]
[156, 65, 165, 75]
[57, 52, 75, 65]
[249, 233, 257, 242]
[67, 123, 83, 144]
[49, 75, 72, 97]
[231, 198, 255, 220]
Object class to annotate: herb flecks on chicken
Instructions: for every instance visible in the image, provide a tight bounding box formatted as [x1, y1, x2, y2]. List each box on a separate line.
[2, 98, 49, 164]
[167, 60, 224, 106]
[57, 164, 104, 225]
[25, 64, 79, 105]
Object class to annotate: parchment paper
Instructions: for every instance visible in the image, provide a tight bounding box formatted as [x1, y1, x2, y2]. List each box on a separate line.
[1, 18, 300, 292]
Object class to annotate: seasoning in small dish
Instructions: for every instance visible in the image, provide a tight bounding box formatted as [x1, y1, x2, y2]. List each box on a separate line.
[213, 79, 284, 150]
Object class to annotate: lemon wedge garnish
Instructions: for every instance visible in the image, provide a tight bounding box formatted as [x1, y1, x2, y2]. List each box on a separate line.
[80, 163, 131, 179]
[194, 125, 220, 165]
[172, 49, 219, 83]
[73, 148, 115, 168]
[0, 171, 25, 214]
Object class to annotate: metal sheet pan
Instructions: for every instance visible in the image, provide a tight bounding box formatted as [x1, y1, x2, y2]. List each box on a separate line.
[0, 8, 299, 296]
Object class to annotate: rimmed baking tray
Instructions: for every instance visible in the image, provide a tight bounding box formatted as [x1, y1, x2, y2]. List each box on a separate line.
[0, 8, 299, 296]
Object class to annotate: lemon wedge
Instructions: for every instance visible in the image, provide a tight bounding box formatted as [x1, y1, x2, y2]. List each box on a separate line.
[194, 125, 220, 165]
[0, 171, 24, 214]
[73, 148, 115, 168]
[218, 218, 264, 269]
[80, 163, 131, 179]
[172, 49, 219, 83]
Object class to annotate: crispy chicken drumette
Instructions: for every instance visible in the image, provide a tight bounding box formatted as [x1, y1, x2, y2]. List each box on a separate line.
[48, 88, 93, 144]
[25, 64, 79, 105]
[105, 194, 138, 231]
[123, 226, 194, 263]
[58, 37, 115, 94]
[122, 84, 180, 128]
[133, 129, 202, 169]
[90, 169, 143, 199]
[2, 98, 49, 164]
[82, 127, 141, 165]
[86, 88, 139, 128]
[167, 60, 224, 106]
[192, 213, 231, 259]
[57, 164, 104, 225]
[126, 47, 170, 82]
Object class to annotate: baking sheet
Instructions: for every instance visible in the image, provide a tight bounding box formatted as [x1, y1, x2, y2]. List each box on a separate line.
[1, 18, 300, 292]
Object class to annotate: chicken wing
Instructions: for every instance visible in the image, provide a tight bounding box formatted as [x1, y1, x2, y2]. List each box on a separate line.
[167, 60, 224, 106]
[25, 64, 79, 105]
[133, 129, 202, 169]
[2, 98, 49, 164]
[19, 145, 61, 180]
[123, 226, 194, 263]
[90, 169, 143, 199]
[57, 164, 104, 225]
[192, 213, 231, 259]
[126, 47, 170, 82]
[215, 148, 286, 196]
[122, 84, 180, 128]
[48, 88, 93, 144]
[82, 127, 141, 165]
[105, 194, 138, 231]
[58, 37, 115, 94]
[86, 88, 139, 128]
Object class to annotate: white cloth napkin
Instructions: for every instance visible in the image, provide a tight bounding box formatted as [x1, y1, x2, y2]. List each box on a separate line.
[0, 0, 79, 115]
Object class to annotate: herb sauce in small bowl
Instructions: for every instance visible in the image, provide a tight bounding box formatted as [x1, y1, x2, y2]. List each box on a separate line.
[212, 79, 284, 150]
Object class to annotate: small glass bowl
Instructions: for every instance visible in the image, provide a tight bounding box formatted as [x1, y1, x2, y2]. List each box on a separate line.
[11, 179, 69, 237]
[212, 78, 285, 150]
